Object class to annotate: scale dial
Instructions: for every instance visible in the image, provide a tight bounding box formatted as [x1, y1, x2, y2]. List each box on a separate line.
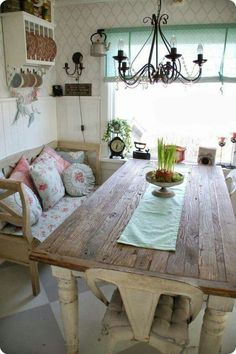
[109, 137, 125, 159]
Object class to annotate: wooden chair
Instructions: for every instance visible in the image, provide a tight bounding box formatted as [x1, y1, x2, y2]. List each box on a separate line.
[0, 180, 40, 296]
[225, 169, 236, 216]
[85, 268, 204, 354]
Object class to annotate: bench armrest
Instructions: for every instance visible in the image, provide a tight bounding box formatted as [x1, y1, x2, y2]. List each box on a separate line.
[0, 180, 33, 244]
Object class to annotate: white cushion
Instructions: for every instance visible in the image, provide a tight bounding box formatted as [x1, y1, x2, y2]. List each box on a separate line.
[62, 163, 95, 197]
[30, 159, 65, 211]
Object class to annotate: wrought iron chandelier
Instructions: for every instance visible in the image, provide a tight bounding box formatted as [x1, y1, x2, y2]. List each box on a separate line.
[113, 0, 207, 87]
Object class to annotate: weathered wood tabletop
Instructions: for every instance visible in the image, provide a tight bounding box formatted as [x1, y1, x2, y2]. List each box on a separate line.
[30, 159, 236, 297]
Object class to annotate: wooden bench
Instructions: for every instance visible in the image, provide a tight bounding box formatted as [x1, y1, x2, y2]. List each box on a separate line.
[0, 140, 101, 296]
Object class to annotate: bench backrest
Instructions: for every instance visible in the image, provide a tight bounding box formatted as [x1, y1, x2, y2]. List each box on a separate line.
[0, 140, 101, 184]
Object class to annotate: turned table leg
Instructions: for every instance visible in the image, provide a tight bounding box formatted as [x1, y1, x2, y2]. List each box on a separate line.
[52, 266, 79, 354]
[199, 295, 235, 354]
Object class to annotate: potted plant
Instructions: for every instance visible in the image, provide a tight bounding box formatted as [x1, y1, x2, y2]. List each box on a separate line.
[154, 138, 184, 183]
[102, 118, 132, 154]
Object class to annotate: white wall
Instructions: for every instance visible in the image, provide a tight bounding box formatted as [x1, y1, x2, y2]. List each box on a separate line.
[57, 96, 101, 143]
[0, 7, 58, 158]
[0, 97, 57, 159]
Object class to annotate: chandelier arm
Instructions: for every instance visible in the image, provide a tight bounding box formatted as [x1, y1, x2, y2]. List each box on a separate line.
[157, 0, 162, 19]
[168, 60, 182, 82]
[158, 15, 171, 53]
[178, 67, 202, 83]
[143, 16, 152, 24]
[118, 63, 147, 80]
[131, 28, 154, 67]
[112, 0, 206, 87]
[148, 19, 157, 79]
[174, 59, 182, 79]
[118, 64, 152, 85]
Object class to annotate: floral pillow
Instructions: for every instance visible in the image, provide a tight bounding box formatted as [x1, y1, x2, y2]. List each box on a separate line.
[33, 146, 71, 174]
[0, 183, 42, 226]
[30, 158, 65, 211]
[9, 156, 38, 195]
[62, 163, 95, 197]
[56, 150, 85, 165]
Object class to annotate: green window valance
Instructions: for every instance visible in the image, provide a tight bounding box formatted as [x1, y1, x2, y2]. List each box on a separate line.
[104, 23, 236, 83]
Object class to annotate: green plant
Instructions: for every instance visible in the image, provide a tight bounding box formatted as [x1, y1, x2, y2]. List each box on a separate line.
[157, 138, 176, 172]
[154, 138, 183, 183]
[102, 118, 132, 153]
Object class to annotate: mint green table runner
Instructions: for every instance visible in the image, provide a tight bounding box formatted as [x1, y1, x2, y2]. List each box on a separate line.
[117, 167, 189, 251]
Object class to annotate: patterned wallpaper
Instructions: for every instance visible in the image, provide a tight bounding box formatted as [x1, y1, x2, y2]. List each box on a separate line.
[54, 0, 236, 96]
[0, 0, 236, 98]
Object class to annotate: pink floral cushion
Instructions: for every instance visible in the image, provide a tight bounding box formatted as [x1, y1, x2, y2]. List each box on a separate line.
[1, 183, 42, 226]
[30, 158, 65, 211]
[62, 163, 95, 197]
[9, 156, 38, 195]
[33, 146, 71, 174]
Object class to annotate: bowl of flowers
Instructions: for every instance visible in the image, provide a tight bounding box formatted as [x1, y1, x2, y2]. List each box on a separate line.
[146, 138, 184, 198]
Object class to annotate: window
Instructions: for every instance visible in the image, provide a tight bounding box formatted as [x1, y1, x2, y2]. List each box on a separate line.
[111, 82, 235, 164]
[105, 23, 236, 164]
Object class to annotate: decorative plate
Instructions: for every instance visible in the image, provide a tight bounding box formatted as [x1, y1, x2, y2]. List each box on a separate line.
[47, 37, 57, 61]
[36, 34, 45, 61]
[26, 31, 37, 60]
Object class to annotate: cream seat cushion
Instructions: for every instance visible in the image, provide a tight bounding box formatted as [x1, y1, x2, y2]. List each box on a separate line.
[102, 289, 190, 346]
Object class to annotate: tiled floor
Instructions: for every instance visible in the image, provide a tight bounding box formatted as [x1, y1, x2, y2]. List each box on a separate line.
[0, 262, 236, 354]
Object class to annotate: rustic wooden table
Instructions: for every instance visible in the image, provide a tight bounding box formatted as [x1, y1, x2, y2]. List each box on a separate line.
[30, 159, 236, 354]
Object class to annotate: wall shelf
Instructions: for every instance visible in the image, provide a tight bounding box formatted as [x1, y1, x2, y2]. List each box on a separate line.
[1, 11, 56, 68]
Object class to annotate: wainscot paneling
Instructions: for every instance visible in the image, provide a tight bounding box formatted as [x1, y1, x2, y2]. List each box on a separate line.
[56, 96, 101, 143]
[0, 97, 57, 159]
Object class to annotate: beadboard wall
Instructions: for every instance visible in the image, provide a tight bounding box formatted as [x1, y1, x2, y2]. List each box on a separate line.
[0, 97, 57, 159]
[56, 96, 101, 143]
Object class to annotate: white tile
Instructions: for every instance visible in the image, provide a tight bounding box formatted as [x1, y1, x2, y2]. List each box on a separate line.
[0, 264, 49, 318]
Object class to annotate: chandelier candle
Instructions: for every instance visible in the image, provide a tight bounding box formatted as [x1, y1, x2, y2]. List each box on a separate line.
[113, 0, 207, 86]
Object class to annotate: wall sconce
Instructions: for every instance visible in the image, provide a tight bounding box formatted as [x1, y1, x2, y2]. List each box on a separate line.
[63, 52, 84, 81]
